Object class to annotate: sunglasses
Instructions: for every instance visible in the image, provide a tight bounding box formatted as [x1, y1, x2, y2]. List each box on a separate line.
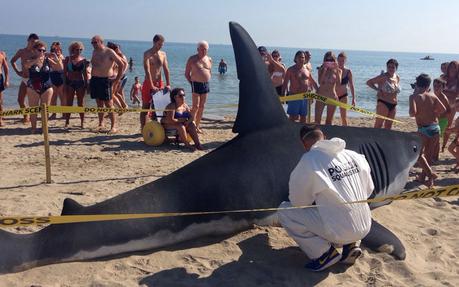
[91, 41, 98, 44]
[36, 48, 46, 52]
[176, 93, 185, 97]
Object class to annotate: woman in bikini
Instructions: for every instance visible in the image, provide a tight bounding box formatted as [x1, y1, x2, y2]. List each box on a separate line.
[366, 58, 400, 129]
[63, 41, 89, 128]
[315, 51, 342, 125]
[441, 61, 458, 152]
[47, 42, 65, 120]
[336, 52, 356, 126]
[268, 50, 286, 96]
[161, 88, 203, 151]
[23, 40, 52, 133]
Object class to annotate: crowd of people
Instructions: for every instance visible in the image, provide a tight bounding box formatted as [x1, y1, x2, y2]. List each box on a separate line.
[258, 46, 459, 184]
[0, 34, 458, 163]
[0, 33, 213, 151]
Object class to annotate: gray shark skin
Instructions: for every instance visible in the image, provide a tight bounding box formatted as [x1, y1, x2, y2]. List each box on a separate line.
[0, 22, 420, 274]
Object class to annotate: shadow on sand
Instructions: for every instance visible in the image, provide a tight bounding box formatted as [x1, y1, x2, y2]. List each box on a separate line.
[138, 233, 351, 287]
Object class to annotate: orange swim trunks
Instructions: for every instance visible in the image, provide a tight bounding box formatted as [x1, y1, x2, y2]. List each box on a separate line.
[141, 79, 164, 104]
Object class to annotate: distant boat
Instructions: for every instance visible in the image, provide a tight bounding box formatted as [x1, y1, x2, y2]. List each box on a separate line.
[420, 55, 434, 60]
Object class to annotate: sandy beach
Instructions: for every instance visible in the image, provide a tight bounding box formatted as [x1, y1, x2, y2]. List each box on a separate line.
[0, 113, 458, 287]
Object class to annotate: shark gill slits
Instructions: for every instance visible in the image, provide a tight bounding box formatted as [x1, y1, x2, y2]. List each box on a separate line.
[360, 144, 380, 199]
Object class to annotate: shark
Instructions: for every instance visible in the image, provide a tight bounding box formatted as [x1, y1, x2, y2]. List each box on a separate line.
[0, 22, 421, 274]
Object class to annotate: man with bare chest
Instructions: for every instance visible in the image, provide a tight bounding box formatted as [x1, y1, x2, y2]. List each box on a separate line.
[140, 34, 171, 130]
[185, 41, 212, 133]
[409, 74, 446, 187]
[10, 33, 39, 123]
[90, 35, 126, 134]
[282, 51, 317, 123]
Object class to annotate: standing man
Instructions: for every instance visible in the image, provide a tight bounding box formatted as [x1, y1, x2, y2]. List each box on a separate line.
[282, 51, 318, 123]
[185, 41, 212, 133]
[90, 35, 126, 134]
[140, 34, 171, 130]
[278, 125, 374, 271]
[409, 74, 446, 187]
[0, 50, 10, 126]
[10, 33, 39, 123]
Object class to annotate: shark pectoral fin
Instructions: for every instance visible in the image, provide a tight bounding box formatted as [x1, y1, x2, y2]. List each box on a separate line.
[362, 219, 406, 260]
[61, 198, 84, 215]
[229, 22, 287, 135]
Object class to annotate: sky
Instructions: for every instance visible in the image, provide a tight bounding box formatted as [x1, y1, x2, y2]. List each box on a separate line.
[1, 0, 458, 54]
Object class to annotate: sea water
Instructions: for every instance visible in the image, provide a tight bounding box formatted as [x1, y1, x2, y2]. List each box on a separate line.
[1, 34, 458, 118]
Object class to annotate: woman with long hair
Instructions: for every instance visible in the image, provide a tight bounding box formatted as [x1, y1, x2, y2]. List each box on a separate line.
[315, 51, 342, 125]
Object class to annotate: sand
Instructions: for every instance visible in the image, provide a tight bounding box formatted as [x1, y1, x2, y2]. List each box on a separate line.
[0, 113, 458, 287]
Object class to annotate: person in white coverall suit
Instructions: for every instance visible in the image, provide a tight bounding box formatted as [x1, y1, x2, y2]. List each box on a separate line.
[278, 124, 374, 272]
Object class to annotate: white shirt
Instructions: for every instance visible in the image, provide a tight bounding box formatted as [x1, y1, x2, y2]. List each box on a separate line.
[289, 137, 374, 244]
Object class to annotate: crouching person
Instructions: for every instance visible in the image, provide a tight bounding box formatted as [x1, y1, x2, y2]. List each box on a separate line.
[278, 125, 374, 271]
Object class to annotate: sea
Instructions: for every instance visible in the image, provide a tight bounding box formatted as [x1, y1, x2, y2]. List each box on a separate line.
[1, 34, 458, 118]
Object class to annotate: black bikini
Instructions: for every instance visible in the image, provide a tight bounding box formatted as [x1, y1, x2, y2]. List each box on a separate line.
[338, 70, 350, 100]
[0, 73, 4, 92]
[377, 99, 397, 112]
[66, 59, 86, 90]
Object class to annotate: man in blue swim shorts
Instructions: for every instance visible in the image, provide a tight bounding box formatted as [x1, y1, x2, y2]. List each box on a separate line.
[282, 51, 318, 123]
[409, 73, 447, 187]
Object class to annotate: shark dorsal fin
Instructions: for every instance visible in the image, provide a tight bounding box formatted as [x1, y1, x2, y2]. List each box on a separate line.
[229, 22, 287, 134]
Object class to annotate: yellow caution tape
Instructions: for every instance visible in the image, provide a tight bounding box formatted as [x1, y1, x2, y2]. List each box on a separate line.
[280, 92, 403, 123]
[0, 106, 43, 117]
[0, 92, 401, 124]
[1, 184, 458, 228]
[0, 106, 176, 117]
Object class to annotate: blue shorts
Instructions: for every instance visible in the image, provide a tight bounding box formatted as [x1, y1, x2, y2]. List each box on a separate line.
[287, 99, 308, 117]
[418, 124, 440, 138]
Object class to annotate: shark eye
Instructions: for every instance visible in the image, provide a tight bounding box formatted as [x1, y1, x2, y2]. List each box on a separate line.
[413, 145, 418, 153]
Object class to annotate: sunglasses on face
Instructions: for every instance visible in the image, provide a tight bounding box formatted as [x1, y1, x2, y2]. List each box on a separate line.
[176, 94, 185, 97]
[91, 41, 98, 44]
[36, 48, 46, 52]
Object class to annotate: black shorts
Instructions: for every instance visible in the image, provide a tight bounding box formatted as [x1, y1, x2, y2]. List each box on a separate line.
[0, 74, 4, 92]
[191, 81, 210, 95]
[90, 76, 112, 101]
[50, 71, 64, 87]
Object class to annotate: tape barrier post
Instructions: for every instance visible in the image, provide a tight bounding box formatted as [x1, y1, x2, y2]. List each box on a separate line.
[1, 184, 458, 228]
[41, 103, 52, 184]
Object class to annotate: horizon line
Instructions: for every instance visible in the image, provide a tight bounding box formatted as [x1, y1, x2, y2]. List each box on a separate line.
[1, 32, 458, 56]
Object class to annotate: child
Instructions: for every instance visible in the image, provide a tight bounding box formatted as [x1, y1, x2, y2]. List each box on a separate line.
[130, 76, 141, 106]
[447, 116, 459, 172]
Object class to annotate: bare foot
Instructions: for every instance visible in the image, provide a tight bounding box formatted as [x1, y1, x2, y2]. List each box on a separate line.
[425, 173, 437, 188]
[108, 128, 118, 134]
[23, 116, 30, 124]
[184, 144, 196, 152]
[0, 120, 3, 127]
[415, 173, 426, 184]
[197, 127, 204, 134]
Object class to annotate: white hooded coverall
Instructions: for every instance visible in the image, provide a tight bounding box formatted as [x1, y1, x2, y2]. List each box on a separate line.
[278, 138, 374, 259]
